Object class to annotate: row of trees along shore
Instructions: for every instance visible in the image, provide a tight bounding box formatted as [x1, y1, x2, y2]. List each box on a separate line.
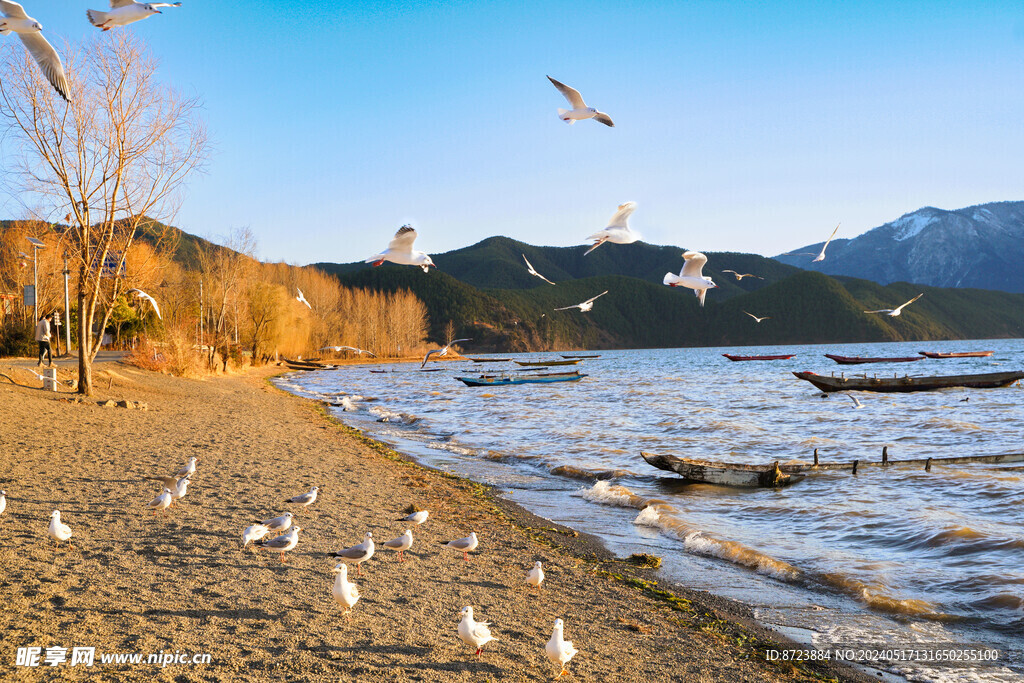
[0, 34, 430, 394]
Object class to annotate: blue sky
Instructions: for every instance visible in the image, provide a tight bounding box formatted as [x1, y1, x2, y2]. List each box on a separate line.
[3, 1, 1024, 264]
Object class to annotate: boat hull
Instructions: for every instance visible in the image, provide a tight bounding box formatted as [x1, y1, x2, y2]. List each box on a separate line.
[456, 371, 587, 387]
[723, 354, 795, 361]
[918, 351, 994, 358]
[514, 359, 581, 367]
[793, 370, 1024, 393]
[640, 452, 803, 487]
[824, 354, 925, 365]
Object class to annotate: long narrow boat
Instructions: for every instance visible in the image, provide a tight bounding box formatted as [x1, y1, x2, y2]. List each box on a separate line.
[455, 370, 587, 387]
[918, 351, 994, 358]
[722, 353, 795, 362]
[284, 358, 334, 371]
[561, 354, 601, 359]
[641, 450, 1024, 487]
[468, 357, 511, 363]
[824, 353, 925, 365]
[793, 370, 1024, 393]
[514, 359, 582, 367]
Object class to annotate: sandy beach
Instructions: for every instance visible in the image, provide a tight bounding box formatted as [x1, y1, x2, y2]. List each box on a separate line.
[0, 360, 871, 682]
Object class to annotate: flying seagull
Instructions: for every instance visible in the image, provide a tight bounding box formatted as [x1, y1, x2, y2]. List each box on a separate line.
[365, 225, 436, 273]
[744, 311, 771, 323]
[864, 293, 923, 317]
[296, 288, 312, 310]
[320, 346, 377, 357]
[126, 289, 162, 319]
[458, 606, 497, 657]
[554, 290, 608, 313]
[421, 339, 471, 368]
[546, 618, 579, 678]
[585, 201, 638, 255]
[0, 1, 70, 101]
[846, 392, 864, 409]
[812, 223, 841, 262]
[547, 76, 614, 127]
[522, 254, 555, 285]
[722, 270, 763, 281]
[87, 1, 182, 31]
[663, 251, 717, 307]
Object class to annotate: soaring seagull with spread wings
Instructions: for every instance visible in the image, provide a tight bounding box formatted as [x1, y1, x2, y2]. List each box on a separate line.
[554, 291, 608, 313]
[522, 254, 555, 285]
[812, 223, 841, 262]
[864, 293, 924, 317]
[87, 1, 182, 31]
[744, 311, 771, 323]
[0, 1, 70, 101]
[723, 270, 763, 281]
[296, 288, 312, 309]
[421, 339, 471, 368]
[127, 288, 161, 319]
[365, 225, 436, 273]
[547, 76, 614, 127]
[585, 202, 639, 255]
[663, 251, 717, 307]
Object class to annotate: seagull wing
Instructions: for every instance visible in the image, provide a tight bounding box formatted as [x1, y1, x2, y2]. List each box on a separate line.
[387, 225, 418, 251]
[893, 293, 924, 313]
[553, 304, 579, 311]
[134, 290, 162, 319]
[863, 308, 893, 314]
[723, 269, 738, 275]
[823, 222, 840, 247]
[421, 348, 440, 368]
[109, 1, 138, 8]
[18, 32, 70, 102]
[522, 254, 535, 274]
[547, 76, 586, 108]
[743, 311, 758, 321]
[149, 2, 183, 7]
[363, 349, 377, 357]
[0, 1, 29, 19]
[680, 251, 708, 278]
[593, 111, 615, 127]
[144, 474, 179, 488]
[606, 201, 637, 229]
[583, 290, 609, 305]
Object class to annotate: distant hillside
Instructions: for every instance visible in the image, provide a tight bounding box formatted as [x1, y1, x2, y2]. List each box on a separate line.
[774, 201, 1024, 293]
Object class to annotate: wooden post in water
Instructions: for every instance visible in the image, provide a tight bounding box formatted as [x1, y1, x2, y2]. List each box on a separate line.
[852, 459, 859, 475]
[813, 448, 819, 466]
[882, 446, 888, 466]
[925, 457, 932, 472]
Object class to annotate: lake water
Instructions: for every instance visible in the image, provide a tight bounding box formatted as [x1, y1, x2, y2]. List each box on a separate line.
[275, 339, 1024, 682]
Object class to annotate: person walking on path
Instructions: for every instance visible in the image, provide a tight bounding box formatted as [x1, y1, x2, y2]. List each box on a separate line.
[35, 313, 53, 367]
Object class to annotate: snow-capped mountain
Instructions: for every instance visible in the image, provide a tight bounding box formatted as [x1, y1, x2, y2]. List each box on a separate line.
[773, 201, 1024, 292]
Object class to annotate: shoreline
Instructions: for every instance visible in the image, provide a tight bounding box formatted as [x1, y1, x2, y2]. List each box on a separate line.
[0, 359, 872, 681]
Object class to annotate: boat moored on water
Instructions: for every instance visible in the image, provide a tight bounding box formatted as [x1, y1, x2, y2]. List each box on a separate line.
[722, 353, 795, 362]
[455, 370, 587, 387]
[793, 370, 1024, 393]
[824, 353, 925, 365]
[918, 350, 995, 358]
[514, 359, 582, 367]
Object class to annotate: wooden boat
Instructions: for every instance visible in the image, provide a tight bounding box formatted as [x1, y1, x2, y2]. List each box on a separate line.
[514, 359, 582, 367]
[642, 449, 1024, 487]
[918, 351, 994, 358]
[284, 358, 333, 371]
[456, 370, 587, 387]
[722, 353, 795, 362]
[824, 353, 925, 365]
[561, 354, 601, 359]
[793, 370, 1024, 393]
[640, 453, 804, 487]
[468, 357, 511, 363]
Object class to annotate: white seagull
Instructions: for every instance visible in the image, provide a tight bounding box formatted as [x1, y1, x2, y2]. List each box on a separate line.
[365, 225, 436, 273]
[458, 606, 497, 657]
[554, 291, 608, 313]
[87, 1, 181, 31]
[547, 76, 614, 127]
[663, 251, 717, 307]
[812, 223, 841, 263]
[864, 293, 924, 317]
[585, 202, 639, 255]
[381, 529, 414, 562]
[441, 532, 479, 561]
[260, 525, 301, 562]
[546, 618, 579, 677]
[744, 311, 771, 323]
[331, 563, 360, 619]
[0, 490, 6, 517]
[147, 488, 172, 516]
[241, 523, 272, 551]
[295, 288, 312, 310]
[846, 392, 864, 409]
[285, 486, 318, 507]
[48, 510, 73, 546]
[523, 254, 556, 285]
[722, 270, 763, 281]
[527, 561, 545, 589]
[398, 509, 429, 525]
[421, 339, 471, 368]
[174, 456, 197, 479]
[126, 288, 162, 319]
[332, 532, 375, 576]
[0, 1, 70, 101]
[256, 511, 293, 532]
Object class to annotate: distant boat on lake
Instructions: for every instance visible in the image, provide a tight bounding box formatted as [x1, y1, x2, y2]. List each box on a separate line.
[455, 370, 587, 387]
[722, 353, 795, 362]
[793, 370, 1024, 393]
[918, 350, 994, 358]
[824, 353, 925, 365]
[514, 359, 582, 367]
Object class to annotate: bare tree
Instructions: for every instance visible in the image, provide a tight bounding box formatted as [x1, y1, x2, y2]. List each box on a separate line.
[197, 228, 255, 371]
[0, 33, 208, 394]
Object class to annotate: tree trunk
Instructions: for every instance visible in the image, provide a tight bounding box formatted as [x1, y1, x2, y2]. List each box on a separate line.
[77, 285, 92, 396]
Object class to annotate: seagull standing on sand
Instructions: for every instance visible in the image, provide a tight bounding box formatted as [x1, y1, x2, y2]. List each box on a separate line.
[864, 293, 924, 317]
[722, 270, 763, 281]
[812, 223, 841, 263]
[527, 561, 545, 589]
[663, 251, 718, 307]
[458, 606, 497, 657]
[744, 311, 771, 323]
[126, 289, 162, 319]
[260, 526, 301, 562]
[331, 563, 360, 619]
[147, 488, 173, 516]
[0, 1, 70, 101]
[547, 76, 614, 127]
[585, 202, 638, 255]
[86, 1, 182, 31]
[398, 509, 429, 525]
[285, 486, 319, 507]
[546, 618, 578, 677]
[421, 339, 471, 368]
[170, 473, 191, 501]
[554, 291, 608, 313]
[48, 510, 73, 546]
[241, 523, 272, 551]
[332, 532, 375, 575]
[296, 288, 312, 310]
[365, 225, 436, 273]
[257, 512, 293, 532]
[441, 532, 479, 561]
[523, 254, 556, 285]
[175, 456, 197, 479]
[381, 529, 414, 562]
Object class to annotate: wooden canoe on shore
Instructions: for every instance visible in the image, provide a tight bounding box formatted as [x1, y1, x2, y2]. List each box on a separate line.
[723, 353, 795, 361]
[918, 350, 994, 358]
[793, 370, 1024, 393]
[283, 358, 334, 371]
[824, 353, 925, 365]
[514, 359, 581, 367]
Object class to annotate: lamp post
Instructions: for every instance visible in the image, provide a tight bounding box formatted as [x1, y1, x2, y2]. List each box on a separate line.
[63, 258, 71, 356]
[27, 236, 46, 322]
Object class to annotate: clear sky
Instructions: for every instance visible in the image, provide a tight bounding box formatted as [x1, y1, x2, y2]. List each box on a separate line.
[3, 1, 1024, 264]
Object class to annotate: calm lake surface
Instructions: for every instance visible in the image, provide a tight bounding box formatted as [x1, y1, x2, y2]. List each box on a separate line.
[276, 339, 1024, 682]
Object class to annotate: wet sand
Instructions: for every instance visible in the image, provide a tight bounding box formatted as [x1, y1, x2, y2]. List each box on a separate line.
[0, 361, 871, 681]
